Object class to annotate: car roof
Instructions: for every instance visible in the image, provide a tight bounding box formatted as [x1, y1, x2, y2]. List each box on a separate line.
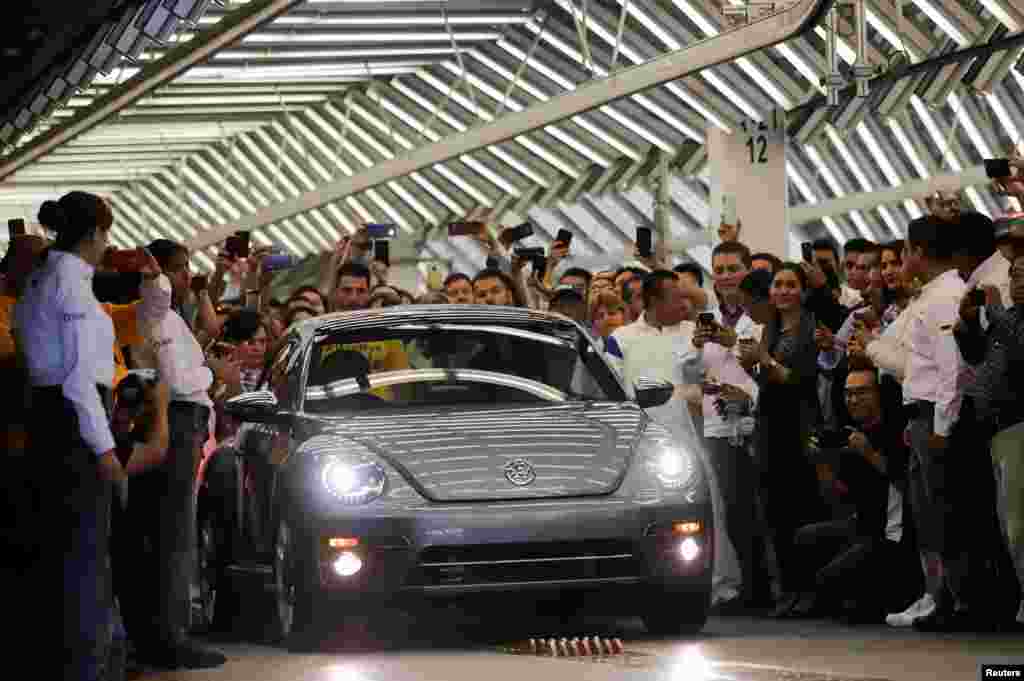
[293, 304, 582, 340]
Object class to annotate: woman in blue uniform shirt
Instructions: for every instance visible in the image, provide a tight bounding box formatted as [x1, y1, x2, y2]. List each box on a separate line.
[14, 192, 161, 681]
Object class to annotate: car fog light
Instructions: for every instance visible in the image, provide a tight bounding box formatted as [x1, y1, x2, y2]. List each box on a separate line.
[333, 551, 363, 577]
[678, 537, 700, 562]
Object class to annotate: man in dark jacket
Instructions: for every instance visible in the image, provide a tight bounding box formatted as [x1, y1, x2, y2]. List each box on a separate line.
[954, 251, 1024, 632]
[789, 367, 919, 622]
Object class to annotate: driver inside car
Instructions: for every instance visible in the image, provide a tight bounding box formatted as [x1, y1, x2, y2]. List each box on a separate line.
[319, 338, 411, 400]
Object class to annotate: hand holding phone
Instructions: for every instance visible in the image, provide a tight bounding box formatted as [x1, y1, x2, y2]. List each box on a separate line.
[191, 274, 208, 293]
[366, 223, 398, 239]
[373, 240, 390, 267]
[556, 229, 573, 248]
[8, 219, 26, 238]
[500, 222, 533, 246]
[985, 158, 1012, 180]
[801, 241, 814, 264]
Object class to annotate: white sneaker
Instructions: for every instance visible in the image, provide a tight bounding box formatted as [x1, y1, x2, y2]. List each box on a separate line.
[885, 593, 936, 627]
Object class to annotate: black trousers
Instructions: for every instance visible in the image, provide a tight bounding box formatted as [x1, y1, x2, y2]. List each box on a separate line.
[27, 387, 112, 681]
[704, 436, 762, 602]
[113, 402, 209, 650]
[794, 517, 919, 612]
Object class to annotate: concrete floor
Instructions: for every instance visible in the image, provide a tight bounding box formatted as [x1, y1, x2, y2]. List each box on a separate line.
[133, 613, 1024, 681]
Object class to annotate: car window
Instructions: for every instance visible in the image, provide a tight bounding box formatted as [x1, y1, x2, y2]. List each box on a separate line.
[264, 339, 300, 407]
[304, 325, 623, 413]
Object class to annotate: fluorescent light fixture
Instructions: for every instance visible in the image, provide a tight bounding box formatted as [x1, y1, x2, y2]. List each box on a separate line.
[389, 78, 582, 179]
[813, 26, 856, 64]
[866, 9, 920, 61]
[546, 6, 733, 132]
[887, 118, 929, 178]
[240, 31, 502, 43]
[978, 0, 1021, 31]
[189, 46, 462, 59]
[774, 43, 826, 93]
[965, 187, 989, 215]
[856, 122, 924, 218]
[822, 217, 847, 245]
[909, 0, 970, 47]
[947, 93, 993, 160]
[293, 213, 333, 251]
[910, 95, 961, 172]
[492, 40, 674, 153]
[238, 133, 300, 197]
[985, 91, 1023, 151]
[202, 13, 532, 26]
[523, 19, 710, 138]
[826, 126, 872, 191]
[436, 60, 626, 164]
[876, 205, 901, 234]
[181, 165, 241, 219]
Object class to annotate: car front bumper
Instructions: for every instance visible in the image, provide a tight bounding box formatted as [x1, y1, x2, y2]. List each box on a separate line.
[286, 498, 713, 601]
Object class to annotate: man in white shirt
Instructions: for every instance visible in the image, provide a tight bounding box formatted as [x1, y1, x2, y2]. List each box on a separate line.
[612, 270, 743, 605]
[896, 216, 969, 631]
[691, 242, 763, 610]
[959, 212, 1012, 306]
[126, 240, 226, 670]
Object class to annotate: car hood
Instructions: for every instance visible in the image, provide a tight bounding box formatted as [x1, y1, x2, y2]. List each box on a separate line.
[307, 402, 648, 501]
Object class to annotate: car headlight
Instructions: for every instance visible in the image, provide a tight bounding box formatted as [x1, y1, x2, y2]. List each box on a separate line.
[321, 456, 387, 505]
[640, 427, 697, 490]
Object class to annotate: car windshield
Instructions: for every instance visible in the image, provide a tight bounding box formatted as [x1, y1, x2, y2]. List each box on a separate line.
[303, 322, 623, 413]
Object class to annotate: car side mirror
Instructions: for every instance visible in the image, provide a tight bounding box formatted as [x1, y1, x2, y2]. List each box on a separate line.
[635, 378, 674, 409]
[224, 390, 293, 426]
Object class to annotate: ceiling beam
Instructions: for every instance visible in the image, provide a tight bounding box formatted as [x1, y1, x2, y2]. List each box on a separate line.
[0, 0, 307, 180]
[186, 0, 836, 250]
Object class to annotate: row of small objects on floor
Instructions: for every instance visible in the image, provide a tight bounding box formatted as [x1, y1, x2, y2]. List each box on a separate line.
[504, 637, 626, 657]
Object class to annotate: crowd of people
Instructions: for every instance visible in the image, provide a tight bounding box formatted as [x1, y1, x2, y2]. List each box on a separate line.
[1, 157, 1023, 681]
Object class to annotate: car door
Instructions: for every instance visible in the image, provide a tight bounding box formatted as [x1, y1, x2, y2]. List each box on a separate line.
[239, 337, 302, 555]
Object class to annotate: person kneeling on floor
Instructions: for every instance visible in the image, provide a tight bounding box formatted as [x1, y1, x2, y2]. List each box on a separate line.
[786, 367, 921, 622]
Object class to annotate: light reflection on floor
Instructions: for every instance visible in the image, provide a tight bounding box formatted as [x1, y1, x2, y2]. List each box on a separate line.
[136, 615, 1024, 681]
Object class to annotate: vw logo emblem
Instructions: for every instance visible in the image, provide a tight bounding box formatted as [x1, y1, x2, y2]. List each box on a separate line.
[504, 458, 536, 486]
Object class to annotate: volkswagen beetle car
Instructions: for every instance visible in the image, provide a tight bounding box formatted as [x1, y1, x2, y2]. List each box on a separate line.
[202, 305, 712, 647]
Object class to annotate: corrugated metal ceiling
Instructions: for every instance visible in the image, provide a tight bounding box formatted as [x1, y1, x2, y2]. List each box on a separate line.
[1, 0, 1022, 276]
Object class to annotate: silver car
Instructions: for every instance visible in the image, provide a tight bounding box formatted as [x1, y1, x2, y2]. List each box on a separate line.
[201, 305, 712, 648]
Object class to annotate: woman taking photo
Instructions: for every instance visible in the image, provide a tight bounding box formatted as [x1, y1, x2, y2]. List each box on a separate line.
[14, 192, 166, 681]
[738, 263, 827, 617]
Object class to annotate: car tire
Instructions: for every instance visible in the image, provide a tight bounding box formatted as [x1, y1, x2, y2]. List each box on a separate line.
[641, 588, 711, 636]
[271, 518, 325, 652]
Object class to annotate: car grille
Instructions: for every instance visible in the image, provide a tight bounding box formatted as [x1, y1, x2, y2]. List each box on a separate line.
[410, 539, 645, 588]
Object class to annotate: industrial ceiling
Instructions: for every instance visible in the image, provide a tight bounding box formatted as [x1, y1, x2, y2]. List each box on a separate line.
[1, 0, 1022, 275]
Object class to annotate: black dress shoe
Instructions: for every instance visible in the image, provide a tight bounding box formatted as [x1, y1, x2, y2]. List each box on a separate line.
[772, 593, 800, 618]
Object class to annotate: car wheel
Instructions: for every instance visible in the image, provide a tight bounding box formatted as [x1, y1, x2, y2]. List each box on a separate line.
[271, 519, 324, 651]
[193, 502, 237, 635]
[641, 588, 710, 636]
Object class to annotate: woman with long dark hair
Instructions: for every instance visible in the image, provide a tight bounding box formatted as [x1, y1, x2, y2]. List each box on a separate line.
[14, 192, 167, 680]
[738, 262, 828, 617]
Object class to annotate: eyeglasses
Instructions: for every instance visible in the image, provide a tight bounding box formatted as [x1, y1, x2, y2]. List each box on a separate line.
[845, 387, 876, 398]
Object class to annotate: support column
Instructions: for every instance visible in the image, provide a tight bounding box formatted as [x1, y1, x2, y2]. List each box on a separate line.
[707, 109, 791, 258]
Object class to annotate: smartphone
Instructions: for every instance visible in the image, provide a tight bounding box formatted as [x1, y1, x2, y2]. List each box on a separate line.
[636, 226, 653, 258]
[191, 274, 208, 293]
[801, 241, 814, 264]
[262, 253, 297, 272]
[697, 312, 716, 328]
[427, 265, 443, 291]
[969, 288, 986, 306]
[366, 223, 398, 239]
[532, 254, 548, 278]
[8, 218, 26, 237]
[225, 232, 250, 259]
[702, 382, 722, 395]
[984, 158, 1011, 179]
[514, 246, 545, 259]
[374, 240, 390, 267]
[502, 221, 534, 243]
[106, 248, 147, 272]
[448, 220, 485, 237]
[722, 193, 738, 226]
[556, 229, 573, 247]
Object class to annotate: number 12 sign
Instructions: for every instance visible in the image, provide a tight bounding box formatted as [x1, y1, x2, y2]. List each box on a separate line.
[740, 110, 786, 167]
